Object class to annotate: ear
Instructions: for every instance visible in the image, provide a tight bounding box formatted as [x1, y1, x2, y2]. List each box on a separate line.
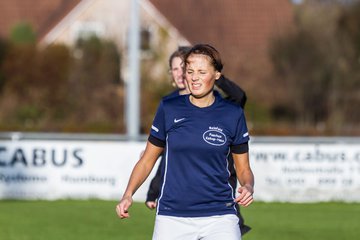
[215, 71, 221, 81]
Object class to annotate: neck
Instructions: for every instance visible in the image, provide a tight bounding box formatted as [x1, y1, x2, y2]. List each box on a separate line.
[189, 92, 215, 108]
[179, 88, 190, 95]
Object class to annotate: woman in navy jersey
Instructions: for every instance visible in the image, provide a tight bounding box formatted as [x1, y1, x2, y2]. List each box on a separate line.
[145, 46, 251, 236]
[116, 44, 254, 240]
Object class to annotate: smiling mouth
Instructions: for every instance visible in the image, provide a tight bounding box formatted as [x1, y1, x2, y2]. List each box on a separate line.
[192, 83, 201, 89]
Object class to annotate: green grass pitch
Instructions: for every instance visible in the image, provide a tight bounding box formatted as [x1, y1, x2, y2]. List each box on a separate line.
[0, 200, 359, 240]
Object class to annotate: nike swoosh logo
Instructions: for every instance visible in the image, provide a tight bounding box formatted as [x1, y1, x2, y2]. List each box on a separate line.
[174, 118, 185, 123]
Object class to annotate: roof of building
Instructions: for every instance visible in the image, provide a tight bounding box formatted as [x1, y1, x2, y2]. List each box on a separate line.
[0, 0, 294, 86]
[149, 0, 294, 72]
[0, 0, 81, 39]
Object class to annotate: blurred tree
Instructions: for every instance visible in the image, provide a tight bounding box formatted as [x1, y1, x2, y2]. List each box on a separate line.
[0, 41, 40, 129]
[9, 22, 37, 45]
[335, 1, 360, 128]
[0, 37, 8, 93]
[0, 34, 124, 133]
[269, 1, 360, 135]
[65, 35, 123, 132]
[37, 44, 72, 125]
[1, 2, 359, 135]
[0, 41, 72, 130]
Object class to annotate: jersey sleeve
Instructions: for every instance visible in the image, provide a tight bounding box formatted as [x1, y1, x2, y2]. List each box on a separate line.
[231, 108, 250, 154]
[215, 75, 247, 109]
[148, 101, 166, 147]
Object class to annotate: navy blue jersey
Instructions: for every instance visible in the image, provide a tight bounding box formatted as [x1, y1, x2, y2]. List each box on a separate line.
[145, 89, 181, 202]
[163, 90, 180, 100]
[149, 92, 249, 217]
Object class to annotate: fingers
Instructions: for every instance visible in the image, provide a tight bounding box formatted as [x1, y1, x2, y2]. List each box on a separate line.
[115, 203, 129, 218]
[235, 193, 253, 207]
[115, 197, 132, 219]
[234, 187, 254, 207]
[145, 201, 157, 209]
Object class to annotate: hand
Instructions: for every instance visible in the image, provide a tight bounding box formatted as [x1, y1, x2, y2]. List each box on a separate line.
[234, 185, 254, 207]
[145, 201, 157, 209]
[115, 195, 133, 219]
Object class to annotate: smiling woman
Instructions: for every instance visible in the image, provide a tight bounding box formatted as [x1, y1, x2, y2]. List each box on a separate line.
[184, 46, 222, 105]
[116, 44, 254, 240]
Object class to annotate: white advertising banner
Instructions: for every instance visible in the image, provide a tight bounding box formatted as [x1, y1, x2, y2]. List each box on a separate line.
[249, 142, 360, 202]
[0, 140, 157, 201]
[1, 138, 360, 202]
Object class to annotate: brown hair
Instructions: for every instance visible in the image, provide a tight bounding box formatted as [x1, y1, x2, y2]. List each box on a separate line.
[185, 44, 223, 72]
[168, 46, 191, 68]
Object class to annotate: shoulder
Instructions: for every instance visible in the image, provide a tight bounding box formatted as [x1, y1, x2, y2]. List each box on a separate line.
[160, 94, 189, 113]
[163, 90, 180, 100]
[163, 93, 188, 105]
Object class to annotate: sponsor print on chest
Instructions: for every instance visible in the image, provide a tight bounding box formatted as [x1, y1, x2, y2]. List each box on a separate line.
[203, 126, 227, 146]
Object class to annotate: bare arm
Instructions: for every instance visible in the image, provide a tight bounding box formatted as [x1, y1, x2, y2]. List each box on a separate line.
[116, 141, 164, 218]
[232, 152, 254, 207]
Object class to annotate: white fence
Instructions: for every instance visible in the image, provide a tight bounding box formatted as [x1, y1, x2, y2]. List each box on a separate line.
[0, 133, 359, 202]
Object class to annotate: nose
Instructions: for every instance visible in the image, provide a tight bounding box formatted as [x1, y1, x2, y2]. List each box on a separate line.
[191, 72, 200, 81]
[177, 70, 183, 77]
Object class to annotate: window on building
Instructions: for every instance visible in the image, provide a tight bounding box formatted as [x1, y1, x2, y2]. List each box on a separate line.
[71, 21, 105, 42]
[140, 27, 152, 51]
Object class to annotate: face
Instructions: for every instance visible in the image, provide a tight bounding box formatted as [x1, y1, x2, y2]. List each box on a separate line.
[185, 54, 221, 98]
[170, 56, 186, 90]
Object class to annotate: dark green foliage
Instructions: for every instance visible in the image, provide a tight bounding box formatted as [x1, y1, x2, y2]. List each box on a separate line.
[1, 4, 360, 135]
[0, 37, 8, 93]
[269, 1, 360, 135]
[0, 35, 124, 132]
[9, 22, 37, 44]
